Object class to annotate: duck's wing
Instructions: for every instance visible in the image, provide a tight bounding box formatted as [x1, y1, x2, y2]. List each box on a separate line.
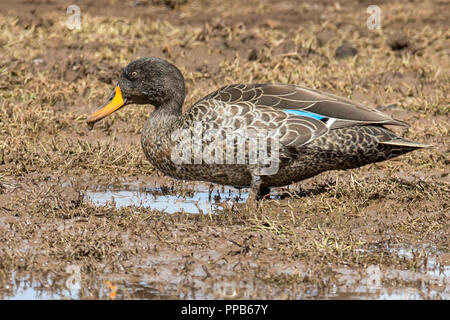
[186, 83, 414, 153]
[186, 98, 328, 149]
[197, 84, 408, 129]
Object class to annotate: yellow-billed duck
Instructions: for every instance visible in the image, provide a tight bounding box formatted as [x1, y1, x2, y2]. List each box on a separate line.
[87, 57, 430, 199]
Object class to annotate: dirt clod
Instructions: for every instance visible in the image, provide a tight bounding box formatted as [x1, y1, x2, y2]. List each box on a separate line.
[335, 45, 358, 59]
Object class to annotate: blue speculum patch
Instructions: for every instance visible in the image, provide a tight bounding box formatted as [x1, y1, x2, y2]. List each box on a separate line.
[284, 109, 326, 120]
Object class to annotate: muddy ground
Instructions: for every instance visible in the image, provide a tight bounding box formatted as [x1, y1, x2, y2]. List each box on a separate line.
[0, 0, 449, 299]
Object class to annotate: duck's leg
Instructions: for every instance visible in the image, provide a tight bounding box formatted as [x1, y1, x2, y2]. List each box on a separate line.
[248, 175, 270, 201]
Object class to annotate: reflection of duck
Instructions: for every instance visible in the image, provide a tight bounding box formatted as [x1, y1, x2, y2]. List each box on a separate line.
[87, 57, 430, 199]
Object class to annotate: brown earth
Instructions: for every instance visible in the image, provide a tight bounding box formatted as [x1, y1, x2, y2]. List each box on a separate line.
[0, 0, 449, 299]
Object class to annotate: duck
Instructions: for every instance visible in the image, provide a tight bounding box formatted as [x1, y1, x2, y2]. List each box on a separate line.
[87, 57, 430, 200]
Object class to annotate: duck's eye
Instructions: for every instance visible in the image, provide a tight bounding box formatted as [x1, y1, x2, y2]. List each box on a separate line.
[131, 71, 138, 78]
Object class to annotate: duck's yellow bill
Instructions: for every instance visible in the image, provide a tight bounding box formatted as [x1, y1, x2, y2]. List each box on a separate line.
[87, 85, 126, 124]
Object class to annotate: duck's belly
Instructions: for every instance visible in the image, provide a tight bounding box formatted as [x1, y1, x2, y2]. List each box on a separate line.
[161, 163, 253, 187]
[148, 160, 326, 188]
[142, 139, 330, 188]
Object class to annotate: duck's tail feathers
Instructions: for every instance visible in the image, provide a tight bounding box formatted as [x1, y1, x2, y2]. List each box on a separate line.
[380, 138, 432, 149]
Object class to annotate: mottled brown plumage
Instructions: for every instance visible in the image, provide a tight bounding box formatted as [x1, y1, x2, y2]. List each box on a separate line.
[87, 57, 430, 199]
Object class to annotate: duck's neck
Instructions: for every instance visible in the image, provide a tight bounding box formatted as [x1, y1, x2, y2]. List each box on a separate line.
[141, 98, 183, 167]
[142, 97, 183, 148]
[148, 99, 182, 126]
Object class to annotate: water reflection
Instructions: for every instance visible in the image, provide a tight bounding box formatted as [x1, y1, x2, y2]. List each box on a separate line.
[85, 184, 248, 214]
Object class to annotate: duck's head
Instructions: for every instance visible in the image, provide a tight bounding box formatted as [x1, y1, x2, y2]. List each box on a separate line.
[87, 57, 185, 125]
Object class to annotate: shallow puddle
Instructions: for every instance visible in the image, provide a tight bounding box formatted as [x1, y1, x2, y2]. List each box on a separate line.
[84, 183, 249, 214]
[2, 245, 448, 300]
